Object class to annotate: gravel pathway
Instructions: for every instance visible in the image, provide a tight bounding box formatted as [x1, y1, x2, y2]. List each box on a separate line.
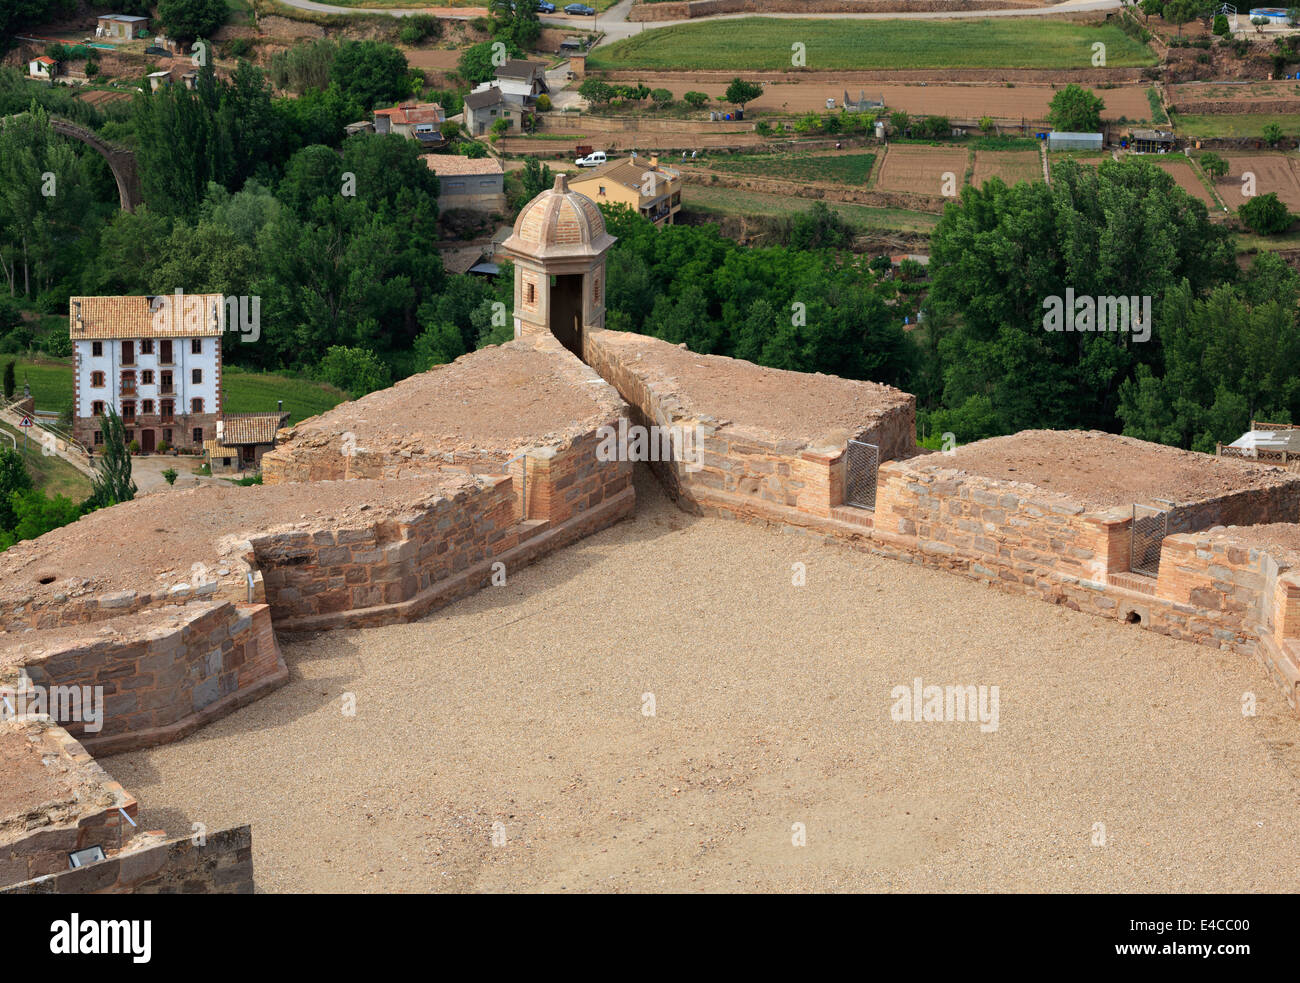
[107, 467, 1300, 892]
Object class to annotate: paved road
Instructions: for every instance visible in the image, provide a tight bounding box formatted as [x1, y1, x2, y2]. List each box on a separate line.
[274, 0, 1124, 38]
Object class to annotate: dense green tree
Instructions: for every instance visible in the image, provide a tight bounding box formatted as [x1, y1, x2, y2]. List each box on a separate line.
[1118, 265, 1300, 449]
[332, 41, 411, 111]
[1, 0, 77, 44]
[1047, 84, 1104, 133]
[1199, 152, 1228, 180]
[489, 0, 541, 49]
[0, 490, 81, 552]
[88, 207, 172, 295]
[926, 158, 1236, 435]
[317, 345, 393, 398]
[724, 78, 763, 111]
[269, 39, 337, 94]
[1239, 192, 1293, 234]
[157, 0, 228, 42]
[0, 447, 31, 531]
[0, 105, 100, 299]
[2, 361, 14, 400]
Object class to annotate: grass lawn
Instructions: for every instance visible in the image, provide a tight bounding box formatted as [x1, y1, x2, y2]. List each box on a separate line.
[1171, 113, 1300, 139]
[682, 185, 940, 233]
[221, 367, 347, 424]
[3, 358, 346, 426]
[2, 357, 77, 414]
[589, 19, 1158, 71]
[704, 151, 876, 185]
[0, 419, 92, 501]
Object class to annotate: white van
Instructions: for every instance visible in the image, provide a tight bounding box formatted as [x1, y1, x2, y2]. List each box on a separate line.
[575, 150, 607, 167]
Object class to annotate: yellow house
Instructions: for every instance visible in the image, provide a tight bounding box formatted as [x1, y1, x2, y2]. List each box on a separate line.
[568, 155, 682, 226]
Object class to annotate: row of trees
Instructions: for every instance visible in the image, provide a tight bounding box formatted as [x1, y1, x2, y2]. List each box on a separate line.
[921, 157, 1298, 448]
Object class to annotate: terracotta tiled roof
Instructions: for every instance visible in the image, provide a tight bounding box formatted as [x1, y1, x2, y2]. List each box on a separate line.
[425, 155, 504, 176]
[33, 57, 56, 65]
[69, 295, 226, 340]
[203, 438, 231, 460]
[217, 412, 290, 446]
[569, 157, 680, 200]
[374, 102, 444, 125]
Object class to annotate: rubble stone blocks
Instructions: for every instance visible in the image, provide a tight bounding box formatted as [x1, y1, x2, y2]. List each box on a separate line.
[3, 823, 253, 894]
[0, 717, 138, 886]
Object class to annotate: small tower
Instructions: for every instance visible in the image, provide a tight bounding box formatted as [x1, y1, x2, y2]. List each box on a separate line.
[501, 173, 616, 360]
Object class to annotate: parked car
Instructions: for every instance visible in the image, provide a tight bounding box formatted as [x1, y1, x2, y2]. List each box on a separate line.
[575, 150, 607, 167]
[537, 0, 556, 10]
[565, 3, 596, 13]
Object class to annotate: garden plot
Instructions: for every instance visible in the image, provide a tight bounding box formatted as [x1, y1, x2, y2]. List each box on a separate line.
[971, 149, 1042, 188]
[1148, 157, 1216, 207]
[1214, 154, 1300, 212]
[875, 145, 970, 197]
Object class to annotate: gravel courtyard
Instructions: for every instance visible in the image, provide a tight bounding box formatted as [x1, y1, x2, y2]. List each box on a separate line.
[107, 468, 1300, 893]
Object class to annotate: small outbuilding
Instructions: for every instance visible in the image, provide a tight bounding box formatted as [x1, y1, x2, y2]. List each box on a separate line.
[206, 411, 291, 474]
[1047, 131, 1104, 151]
[1129, 128, 1175, 153]
[27, 56, 57, 80]
[96, 14, 149, 39]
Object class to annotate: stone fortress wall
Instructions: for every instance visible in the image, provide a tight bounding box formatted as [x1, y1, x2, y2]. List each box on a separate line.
[4, 179, 1300, 893]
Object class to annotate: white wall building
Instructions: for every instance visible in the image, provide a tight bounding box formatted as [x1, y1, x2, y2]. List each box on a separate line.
[70, 294, 224, 454]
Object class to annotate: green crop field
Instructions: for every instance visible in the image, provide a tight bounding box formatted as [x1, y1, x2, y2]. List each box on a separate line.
[588, 19, 1158, 71]
[1170, 113, 1300, 139]
[705, 151, 876, 185]
[220, 367, 347, 424]
[3, 359, 346, 425]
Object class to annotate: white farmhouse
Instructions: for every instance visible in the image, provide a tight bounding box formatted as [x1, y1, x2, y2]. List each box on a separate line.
[70, 294, 224, 454]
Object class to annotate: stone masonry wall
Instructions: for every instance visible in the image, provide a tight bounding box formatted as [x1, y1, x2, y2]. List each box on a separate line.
[256, 476, 519, 627]
[584, 328, 913, 523]
[1167, 484, 1300, 535]
[3, 825, 253, 894]
[4, 603, 285, 756]
[257, 450, 633, 634]
[873, 460, 1117, 585]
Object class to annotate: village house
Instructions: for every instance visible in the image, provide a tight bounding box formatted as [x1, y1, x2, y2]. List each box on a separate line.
[425, 155, 506, 214]
[69, 294, 224, 454]
[205, 410, 291, 473]
[372, 102, 446, 147]
[493, 60, 549, 103]
[568, 155, 682, 226]
[96, 14, 149, 40]
[27, 56, 57, 80]
[464, 86, 522, 136]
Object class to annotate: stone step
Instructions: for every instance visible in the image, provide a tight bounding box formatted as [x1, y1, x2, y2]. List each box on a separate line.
[829, 505, 874, 529]
[1109, 570, 1157, 596]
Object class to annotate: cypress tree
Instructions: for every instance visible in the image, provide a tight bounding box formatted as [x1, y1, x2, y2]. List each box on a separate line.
[85, 408, 137, 510]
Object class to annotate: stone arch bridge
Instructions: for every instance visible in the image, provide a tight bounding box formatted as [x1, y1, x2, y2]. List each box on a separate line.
[2, 113, 142, 211]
